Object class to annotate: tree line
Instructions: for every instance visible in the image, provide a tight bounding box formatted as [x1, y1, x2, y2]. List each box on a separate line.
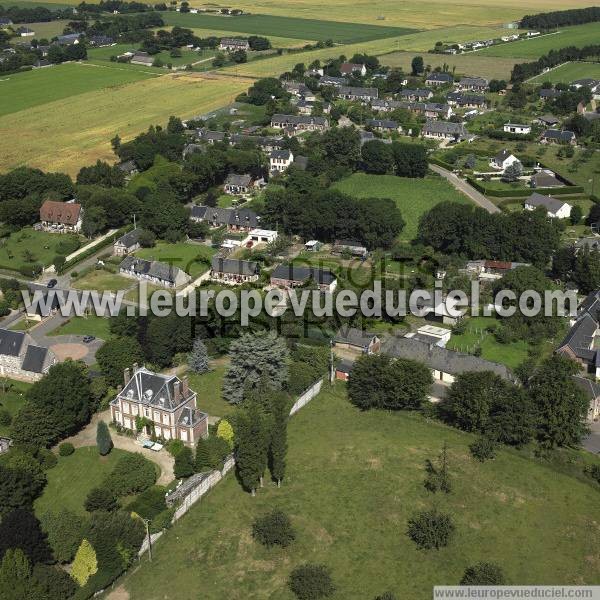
[521, 7, 600, 29]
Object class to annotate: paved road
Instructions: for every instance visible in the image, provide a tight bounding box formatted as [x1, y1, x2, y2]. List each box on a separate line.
[583, 421, 600, 455]
[429, 164, 501, 214]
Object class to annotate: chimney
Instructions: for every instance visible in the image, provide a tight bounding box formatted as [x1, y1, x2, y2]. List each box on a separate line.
[124, 368, 131, 386]
[174, 381, 181, 400]
[182, 376, 189, 397]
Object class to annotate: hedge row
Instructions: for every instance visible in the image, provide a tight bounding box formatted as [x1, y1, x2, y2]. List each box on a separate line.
[465, 176, 584, 197]
[428, 156, 455, 170]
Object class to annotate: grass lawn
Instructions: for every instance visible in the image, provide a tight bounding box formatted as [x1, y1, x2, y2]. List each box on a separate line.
[186, 361, 232, 418]
[0, 228, 82, 274]
[380, 51, 519, 80]
[72, 269, 134, 292]
[0, 379, 30, 437]
[0, 62, 156, 118]
[120, 385, 600, 599]
[0, 72, 250, 176]
[478, 23, 600, 59]
[529, 61, 600, 84]
[446, 316, 531, 369]
[160, 12, 415, 43]
[15, 20, 71, 39]
[332, 173, 471, 242]
[8, 317, 38, 331]
[34, 446, 132, 517]
[48, 314, 112, 339]
[134, 241, 216, 277]
[125, 282, 172, 304]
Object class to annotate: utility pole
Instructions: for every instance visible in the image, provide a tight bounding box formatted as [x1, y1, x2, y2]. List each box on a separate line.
[329, 338, 335, 384]
[144, 518, 152, 562]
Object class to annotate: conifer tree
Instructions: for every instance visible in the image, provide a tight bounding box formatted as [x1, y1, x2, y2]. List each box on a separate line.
[71, 539, 98, 587]
[189, 337, 210, 374]
[96, 420, 113, 456]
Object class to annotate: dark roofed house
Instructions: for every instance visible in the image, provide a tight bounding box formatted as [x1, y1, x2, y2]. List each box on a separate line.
[524, 192, 572, 219]
[399, 88, 433, 101]
[541, 129, 576, 145]
[337, 86, 378, 102]
[334, 327, 380, 355]
[365, 118, 401, 133]
[332, 240, 368, 257]
[397, 101, 452, 119]
[111, 366, 208, 444]
[210, 256, 260, 284]
[39, 200, 82, 233]
[457, 76, 488, 91]
[57, 33, 82, 45]
[531, 170, 562, 188]
[537, 115, 560, 127]
[340, 62, 367, 76]
[319, 75, 348, 87]
[113, 228, 142, 256]
[130, 51, 154, 66]
[219, 37, 249, 51]
[117, 160, 138, 177]
[270, 114, 329, 133]
[539, 88, 562, 100]
[88, 35, 114, 47]
[446, 92, 487, 108]
[572, 375, 600, 421]
[271, 264, 337, 293]
[426, 72, 453, 86]
[119, 256, 191, 288]
[335, 358, 354, 382]
[0, 329, 55, 381]
[0, 18, 13, 27]
[224, 173, 253, 195]
[16, 27, 34, 37]
[421, 120, 467, 140]
[190, 206, 260, 232]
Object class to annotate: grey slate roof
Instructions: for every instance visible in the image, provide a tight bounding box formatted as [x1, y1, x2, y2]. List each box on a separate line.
[399, 88, 432, 99]
[271, 264, 336, 286]
[115, 228, 142, 249]
[572, 375, 600, 401]
[319, 75, 348, 86]
[192, 206, 260, 228]
[383, 336, 513, 380]
[119, 256, 185, 284]
[494, 149, 514, 163]
[21, 345, 49, 373]
[525, 192, 569, 214]
[211, 256, 259, 276]
[338, 86, 378, 98]
[557, 313, 597, 362]
[119, 367, 193, 410]
[426, 72, 453, 83]
[224, 173, 252, 187]
[366, 118, 398, 129]
[422, 120, 466, 136]
[0, 329, 25, 357]
[271, 114, 328, 126]
[542, 129, 575, 142]
[334, 326, 377, 348]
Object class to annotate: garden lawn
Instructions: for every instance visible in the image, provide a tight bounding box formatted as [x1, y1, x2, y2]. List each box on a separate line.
[72, 269, 134, 292]
[120, 385, 600, 600]
[529, 61, 600, 84]
[0, 62, 155, 118]
[0, 379, 30, 437]
[34, 446, 132, 517]
[333, 173, 471, 242]
[48, 315, 112, 339]
[134, 242, 217, 277]
[186, 361, 232, 418]
[0, 228, 82, 274]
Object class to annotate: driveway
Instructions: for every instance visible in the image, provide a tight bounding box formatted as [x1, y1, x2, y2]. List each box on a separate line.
[429, 163, 501, 214]
[59, 409, 174, 485]
[583, 421, 600, 455]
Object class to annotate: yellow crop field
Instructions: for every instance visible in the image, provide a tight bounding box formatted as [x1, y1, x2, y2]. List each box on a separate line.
[0, 71, 251, 176]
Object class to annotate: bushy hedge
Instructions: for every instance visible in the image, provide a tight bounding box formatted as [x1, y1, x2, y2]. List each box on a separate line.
[465, 176, 583, 197]
[103, 453, 157, 497]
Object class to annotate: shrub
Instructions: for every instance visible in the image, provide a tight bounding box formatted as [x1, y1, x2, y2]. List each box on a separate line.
[406, 509, 455, 550]
[58, 442, 74, 456]
[288, 564, 335, 600]
[128, 486, 167, 521]
[469, 436, 497, 462]
[71, 539, 98, 587]
[252, 510, 296, 548]
[585, 463, 600, 485]
[96, 420, 113, 456]
[0, 408, 11, 426]
[174, 446, 195, 479]
[216, 419, 234, 449]
[460, 562, 506, 585]
[166, 439, 185, 457]
[39, 509, 85, 563]
[104, 453, 157, 496]
[84, 487, 118, 512]
[36, 448, 57, 469]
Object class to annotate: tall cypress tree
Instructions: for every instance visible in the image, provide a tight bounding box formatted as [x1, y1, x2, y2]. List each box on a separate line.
[269, 393, 289, 487]
[195, 437, 211, 472]
[235, 401, 269, 496]
[96, 420, 113, 456]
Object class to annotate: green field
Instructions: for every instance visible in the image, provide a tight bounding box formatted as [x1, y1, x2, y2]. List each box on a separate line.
[13, 20, 70, 39]
[48, 314, 113, 339]
[186, 362, 232, 418]
[0, 62, 156, 118]
[333, 173, 471, 241]
[161, 12, 416, 43]
[0, 379, 30, 437]
[72, 269, 134, 292]
[120, 385, 600, 599]
[529, 61, 600, 84]
[187, 27, 314, 48]
[478, 23, 600, 59]
[34, 446, 132, 516]
[134, 241, 217, 277]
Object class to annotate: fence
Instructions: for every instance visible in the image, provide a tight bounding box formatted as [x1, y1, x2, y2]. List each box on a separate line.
[138, 378, 324, 557]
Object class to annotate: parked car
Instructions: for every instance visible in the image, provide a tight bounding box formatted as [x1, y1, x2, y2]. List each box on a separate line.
[47, 279, 57, 288]
[82, 335, 96, 343]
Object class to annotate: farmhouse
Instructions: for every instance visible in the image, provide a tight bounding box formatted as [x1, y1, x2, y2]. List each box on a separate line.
[334, 327, 380, 355]
[117, 160, 138, 177]
[335, 359, 354, 382]
[365, 119, 401, 133]
[490, 149, 521, 171]
[0, 329, 56, 382]
[119, 256, 191, 288]
[371, 99, 403, 112]
[270, 264, 337, 293]
[446, 93, 487, 108]
[421, 120, 467, 140]
[397, 101, 452, 119]
[219, 37, 249, 51]
[539, 88, 562, 100]
[541, 129, 576, 145]
[337, 86, 378, 102]
[536, 115, 560, 127]
[270, 149, 294, 173]
[270, 114, 329, 133]
[111, 366, 208, 444]
[425, 72, 453, 86]
[113, 228, 142, 256]
[457, 76, 488, 91]
[319, 75, 348, 87]
[39, 200, 83, 233]
[384, 336, 513, 385]
[130, 51, 154, 66]
[571, 78, 600, 95]
[524, 192, 572, 219]
[399, 88, 433, 101]
[190, 206, 260, 232]
[503, 123, 531, 135]
[340, 62, 367, 76]
[224, 173, 253, 194]
[210, 256, 260, 284]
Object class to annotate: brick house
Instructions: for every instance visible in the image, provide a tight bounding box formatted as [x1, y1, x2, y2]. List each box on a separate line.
[39, 200, 83, 233]
[110, 366, 208, 444]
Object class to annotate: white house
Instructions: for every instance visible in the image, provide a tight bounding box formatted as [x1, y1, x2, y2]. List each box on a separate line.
[503, 123, 531, 135]
[490, 149, 521, 171]
[269, 149, 294, 173]
[243, 229, 278, 246]
[524, 192, 572, 219]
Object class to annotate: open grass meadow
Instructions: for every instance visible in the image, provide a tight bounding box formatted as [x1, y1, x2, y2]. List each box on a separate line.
[34, 446, 132, 516]
[186, 361, 232, 418]
[333, 173, 471, 242]
[160, 12, 416, 43]
[48, 314, 113, 339]
[119, 385, 600, 599]
[529, 61, 600, 84]
[72, 269, 134, 292]
[0, 72, 251, 175]
[0, 379, 30, 437]
[478, 23, 600, 59]
[0, 62, 156, 118]
[380, 51, 520, 81]
[15, 20, 71, 39]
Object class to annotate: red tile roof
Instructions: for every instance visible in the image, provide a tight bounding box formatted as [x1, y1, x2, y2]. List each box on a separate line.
[40, 200, 81, 226]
